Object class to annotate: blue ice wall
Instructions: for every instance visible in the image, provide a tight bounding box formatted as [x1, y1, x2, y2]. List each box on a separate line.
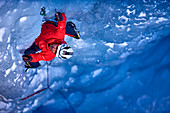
[0, 0, 169, 113]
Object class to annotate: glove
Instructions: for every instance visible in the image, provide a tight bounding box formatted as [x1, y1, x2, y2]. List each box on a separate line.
[55, 12, 63, 21]
[22, 55, 33, 62]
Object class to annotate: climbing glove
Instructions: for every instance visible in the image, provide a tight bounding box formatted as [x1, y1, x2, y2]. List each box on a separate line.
[22, 55, 33, 62]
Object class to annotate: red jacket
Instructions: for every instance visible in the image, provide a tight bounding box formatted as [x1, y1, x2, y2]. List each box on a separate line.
[29, 13, 67, 62]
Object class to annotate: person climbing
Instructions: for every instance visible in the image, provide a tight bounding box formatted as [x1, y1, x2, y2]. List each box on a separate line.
[22, 10, 80, 69]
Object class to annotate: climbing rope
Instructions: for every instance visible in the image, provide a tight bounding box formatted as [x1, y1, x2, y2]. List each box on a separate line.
[21, 62, 76, 113]
[58, 89, 76, 113]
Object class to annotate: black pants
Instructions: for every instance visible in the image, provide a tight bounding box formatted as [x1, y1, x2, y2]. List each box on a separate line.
[24, 43, 41, 68]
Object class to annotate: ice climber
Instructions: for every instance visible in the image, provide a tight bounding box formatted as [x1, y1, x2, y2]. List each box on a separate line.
[22, 11, 80, 69]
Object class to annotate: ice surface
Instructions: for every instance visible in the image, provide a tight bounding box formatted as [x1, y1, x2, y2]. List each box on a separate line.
[0, 27, 5, 42]
[0, 0, 170, 113]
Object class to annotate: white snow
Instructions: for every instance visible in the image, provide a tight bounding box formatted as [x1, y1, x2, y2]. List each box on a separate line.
[119, 52, 130, 58]
[104, 22, 110, 28]
[0, 101, 6, 109]
[126, 9, 136, 16]
[115, 24, 126, 30]
[5, 69, 10, 77]
[135, 18, 146, 20]
[7, 35, 11, 43]
[105, 43, 114, 48]
[104, 24, 110, 28]
[127, 28, 131, 32]
[71, 65, 78, 73]
[11, 62, 17, 71]
[146, 37, 149, 39]
[10, 47, 16, 60]
[66, 77, 75, 86]
[118, 15, 129, 24]
[117, 42, 128, 47]
[34, 84, 43, 92]
[93, 43, 96, 46]
[0, 27, 5, 42]
[139, 12, 146, 17]
[134, 21, 148, 26]
[32, 99, 38, 107]
[23, 107, 29, 113]
[6, 103, 12, 109]
[6, 11, 11, 15]
[107, 48, 118, 54]
[13, 9, 17, 12]
[155, 17, 168, 23]
[20, 17, 27, 23]
[14, 74, 20, 83]
[4, 62, 17, 77]
[43, 99, 55, 105]
[92, 69, 102, 78]
[3, 55, 7, 60]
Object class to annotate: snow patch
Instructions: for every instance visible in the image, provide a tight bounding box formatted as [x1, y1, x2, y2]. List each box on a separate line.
[104, 24, 110, 28]
[119, 52, 130, 58]
[71, 65, 78, 73]
[20, 17, 27, 23]
[127, 28, 131, 32]
[10, 47, 16, 60]
[6, 11, 11, 15]
[117, 42, 128, 47]
[93, 43, 96, 46]
[134, 22, 148, 26]
[105, 43, 114, 48]
[7, 35, 11, 43]
[13, 9, 17, 12]
[0, 101, 6, 109]
[107, 48, 118, 54]
[155, 17, 168, 23]
[104, 22, 110, 28]
[32, 99, 38, 108]
[135, 18, 146, 21]
[92, 69, 102, 78]
[0, 27, 5, 42]
[5, 69, 10, 77]
[115, 24, 126, 30]
[146, 37, 149, 39]
[127, 9, 136, 16]
[23, 107, 29, 112]
[14, 74, 21, 83]
[11, 62, 17, 71]
[66, 77, 75, 86]
[43, 99, 55, 106]
[4, 62, 17, 77]
[118, 15, 129, 24]
[139, 12, 146, 17]
[34, 84, 43, 92]
[4, 55, 7, 60]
